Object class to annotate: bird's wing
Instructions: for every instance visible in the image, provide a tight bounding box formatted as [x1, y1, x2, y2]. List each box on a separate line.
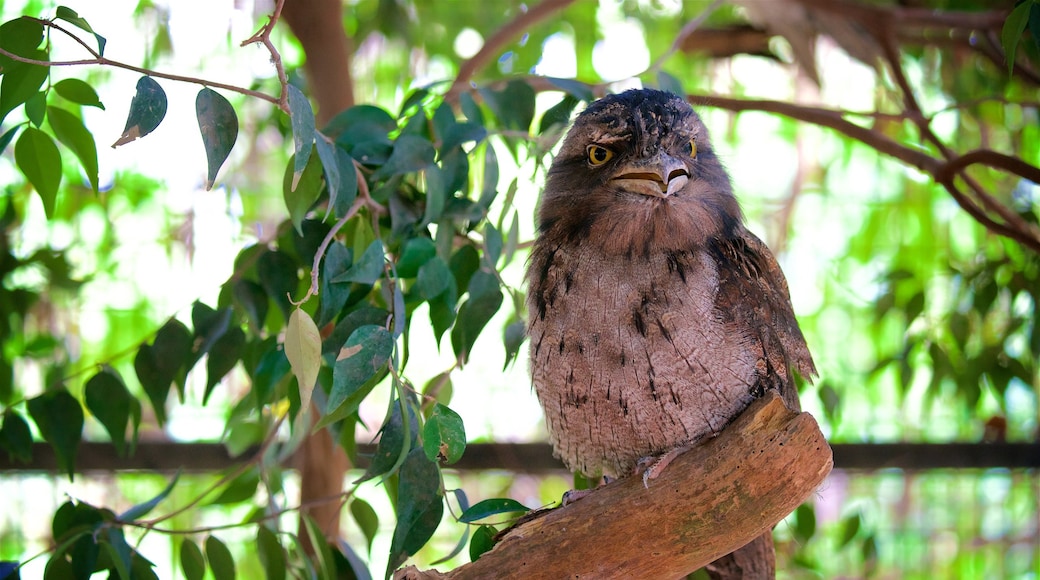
[709, 226, 816, 412]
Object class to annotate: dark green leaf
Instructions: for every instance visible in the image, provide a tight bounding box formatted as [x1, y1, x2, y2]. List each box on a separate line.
[258, 250, 299, 321]
[1002, 1, 1033, 76]
[84, 367, 133, 456]
[480, 79, 535, 131]
[483, 223, 502, 268]
[327, 325, 394, 416]
[0, 58, 48, 127]
[143, 318, 193, 405]
[321, 305, 390, 355]
[332, 145, 359, 218]
[256, 526, 286, 580]
[1031, 2, 1040, 55]
[358, 399, 418, 483]
[103, 527, 133, 580]
[47, 106, 100, 193]
[0, 126, 19, 155]
[113, 76, 167, 146]
[451, 270, 503, 364]
[422, 403, 466, 465]
[449, 245, 480, 297]
[396, 237, 436, 278]
[205, 536, 235, 580]
[794, 503, 816, 543]
[283, 146, 324, 235]
[331, 240, 384, 285]
[314, 133, 341, 213]
[53, 78, 105, 109]
[207, 468, 259, 505]
[179, 538, 206, 580]
[249, 337, 290, 407]
[317, 242, 351, 327]
[469, 524, 497, 562]
[287, 83, 316, 190]
[232, 279, 269, 333]
[372, 135, 436, 181]
[301, 515, 335, 580]
[14, 127, 61, 218]
[350, 498, 379, 554]
[196, 88, 238, 190]
[838, 512, 862, 549]
[192, 302, 232, 362]
[387, 447, 443, 575]
[204, 326, 245, 404]
[27, 388, 83, 479]
[545, 77, 595, 101]
[441, 122, 487, 152]
[431, 489, 471, 566]
[25, 91, 45, 126]
[539, 94, 579, 134]
[119, 471, 180, 521]
[458, 498, 530, 523]
[460, 91, 483, 126]
[55, 7, 107, 55]
[476, 145, 499, 210]
[417, 257, 452, 301]
[503, 320, 525, 370]
[0, 410, 33, 463]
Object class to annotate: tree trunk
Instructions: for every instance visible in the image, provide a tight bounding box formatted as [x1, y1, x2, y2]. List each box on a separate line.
[396, 391, 832, 579]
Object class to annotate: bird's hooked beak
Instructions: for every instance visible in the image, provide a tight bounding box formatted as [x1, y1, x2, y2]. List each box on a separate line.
[611, 152, 690, 198]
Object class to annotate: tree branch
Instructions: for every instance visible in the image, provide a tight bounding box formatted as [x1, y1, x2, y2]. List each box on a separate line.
[396, 392, 832, 579]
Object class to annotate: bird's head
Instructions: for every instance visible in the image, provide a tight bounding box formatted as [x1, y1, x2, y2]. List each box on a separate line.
[538, 89, 743, 255]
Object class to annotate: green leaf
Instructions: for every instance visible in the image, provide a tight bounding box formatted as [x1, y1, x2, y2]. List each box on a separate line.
[53, 78, 105, 109]
[103, 527, 133, 580]
[387, 447, 443, 575]
[539, 94, 579, 134]
[55, 6, 107, 55]
[0, 410, 33, 463]
[372, 135, 436, 181]
[113, 76, 167, 146]
[0, 38, 48, 126]
[422, 403, 466, 465]
[431, 490, 471, 565]
[232, 279, 269, 333]
[483, 223, 502, 268]
[838, 513, 862, 549]
[179, 538, 206, 580]
[205, 536, 236, 580]
[358, 399, 418, 483]
[287, 83, 316, 191]
[135, 318, 193, 416]
[460, 91, 483, 126]
[119, 471, 180, 521]
[301, 515, 335, 580]
[204, 326, 245, 404]
[350, 499, 379, 554]
[396, 237, 436, 278]
[257, 249, 298, 321]
[480, 79, 535, 131]
[417, 257, 452, 301]
[256, 526, 286, 580]
[313, 133, 340, 215]
[196, 88, 238, 190]
[469, 524, 497, 562]
[458, 498, 530, 523]
[47, 106, 99, 193]
[451, 270, 503, 364]
[14, 127, 62, 218]
[285, 308, 321, 415]
[794, 502, 816, 543]
[1002, 1, 1033, 76]
[0, 126, 19, 155]
[545, 77, 595, 101]
[84, 367, 133, 456]
[332, 144, 359, 218]
[331, 239, 384, 285]
[1030, 2, 1040, 55]
[317, 242, 351, 327]
[25, 91, 46, 126]
[657, 70, 685, 97]
[27, 388, 83, 480]
[503, 319, 525, 370]
[282, 146, 323, 235]
[207, 468, 259, 505]
[326, 325, 394, 416]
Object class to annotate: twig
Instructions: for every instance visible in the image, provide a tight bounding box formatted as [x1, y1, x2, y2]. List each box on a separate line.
[647, 0, 725, 73]
[240, 0, 290, 112]
[444, 0, 577, 105]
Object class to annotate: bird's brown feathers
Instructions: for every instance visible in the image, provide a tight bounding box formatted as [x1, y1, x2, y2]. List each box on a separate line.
[526, 89, 815, 478]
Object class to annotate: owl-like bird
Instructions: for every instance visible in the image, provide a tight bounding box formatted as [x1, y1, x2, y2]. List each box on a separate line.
[526, 89, 815, 480]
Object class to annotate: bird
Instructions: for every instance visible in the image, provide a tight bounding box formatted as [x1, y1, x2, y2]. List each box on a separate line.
[525, 88, 816, 481]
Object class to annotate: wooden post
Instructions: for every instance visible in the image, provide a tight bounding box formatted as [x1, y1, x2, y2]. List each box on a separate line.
[396, 391, 832, 579]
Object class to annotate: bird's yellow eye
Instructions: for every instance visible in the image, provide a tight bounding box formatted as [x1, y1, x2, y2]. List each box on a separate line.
[586, 144, 613, 166]
[689, 140, 698, 158]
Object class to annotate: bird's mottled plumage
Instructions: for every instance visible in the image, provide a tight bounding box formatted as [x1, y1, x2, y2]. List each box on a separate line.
[526, 89, 815, 478]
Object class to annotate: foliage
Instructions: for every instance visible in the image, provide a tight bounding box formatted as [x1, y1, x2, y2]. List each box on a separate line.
[0, 0, 1037, 578]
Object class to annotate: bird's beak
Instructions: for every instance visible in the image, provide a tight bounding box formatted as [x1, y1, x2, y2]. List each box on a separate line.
[611, 153, 690, 198]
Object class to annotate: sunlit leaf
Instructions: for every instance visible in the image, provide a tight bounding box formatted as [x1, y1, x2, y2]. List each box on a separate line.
[14, 127, 61, 218]
[287, 84, 316, 191]
[458, 498, 530, 523]
[387, 447, 443, 575]
[53, 78, 105, 109]
[0, 410, 33, 463]
[256, 526, 286, 580]
[179, 538, 205, 580]
[113, 76, 167, 147]
[0, 18, 48, 126]
[469, 524, 497, 562]
[119, 471, 180, 521]
[326, 325, 394, 416]
[204, 536, 236, 580]
[84, 367, 133, 456]
[55, 6, 107, 55]
[27, 388, 83, 480]
[422, 403, 466, 465]
[47, 106, 99, 193]
[285, 308, 321, 415]
[196, 88, 238, 190]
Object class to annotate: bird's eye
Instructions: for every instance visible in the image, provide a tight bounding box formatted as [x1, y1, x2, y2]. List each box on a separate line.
[689, 140, 698, 158]
[586, 145, 613, 166]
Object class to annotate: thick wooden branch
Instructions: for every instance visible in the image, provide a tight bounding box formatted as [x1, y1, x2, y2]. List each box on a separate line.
[396, 391, 832, 579]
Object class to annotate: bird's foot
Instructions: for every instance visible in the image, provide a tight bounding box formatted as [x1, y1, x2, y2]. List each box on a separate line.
[561, 475, 613, 506]
[636, 445, 693, 488]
